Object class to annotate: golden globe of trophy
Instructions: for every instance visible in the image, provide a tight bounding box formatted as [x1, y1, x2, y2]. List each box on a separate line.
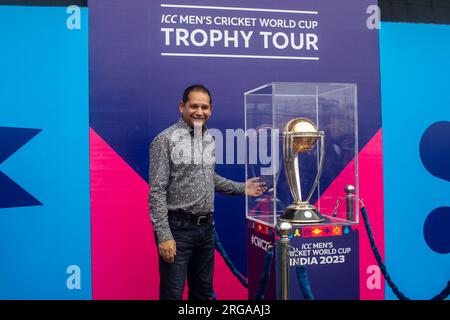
[280, 117, 325, 223]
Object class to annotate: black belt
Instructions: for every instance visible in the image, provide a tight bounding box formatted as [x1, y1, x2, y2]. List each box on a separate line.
[168, 210, 213, 225]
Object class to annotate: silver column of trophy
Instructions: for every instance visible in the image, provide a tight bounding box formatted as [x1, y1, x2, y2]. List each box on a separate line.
[280, 117, 325, 223]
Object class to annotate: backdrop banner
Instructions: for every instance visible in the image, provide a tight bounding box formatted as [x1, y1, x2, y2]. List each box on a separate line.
[90, 0, 384, 299]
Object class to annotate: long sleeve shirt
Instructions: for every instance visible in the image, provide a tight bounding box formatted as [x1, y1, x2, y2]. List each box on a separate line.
[149, 118, 245, 244]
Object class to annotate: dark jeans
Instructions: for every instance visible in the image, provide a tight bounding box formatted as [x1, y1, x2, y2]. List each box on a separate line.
[159, 218, 215, 300]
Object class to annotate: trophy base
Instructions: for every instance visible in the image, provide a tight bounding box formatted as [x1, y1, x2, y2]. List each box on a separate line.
[279, 203, 325, 224]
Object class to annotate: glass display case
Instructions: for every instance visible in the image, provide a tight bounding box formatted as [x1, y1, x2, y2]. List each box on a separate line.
[245, 82, 358, 227]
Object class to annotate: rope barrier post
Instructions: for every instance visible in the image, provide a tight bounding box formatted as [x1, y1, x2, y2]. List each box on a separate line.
[276, 221, 292, 300]
[345, 184, 355, 221]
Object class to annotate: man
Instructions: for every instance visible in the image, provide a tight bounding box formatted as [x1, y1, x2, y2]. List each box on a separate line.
[149, 84, 265, 300]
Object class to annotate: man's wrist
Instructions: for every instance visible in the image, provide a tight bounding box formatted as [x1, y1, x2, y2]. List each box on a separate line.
[238, 182, 246, 195]
[156, 230, 174, 244]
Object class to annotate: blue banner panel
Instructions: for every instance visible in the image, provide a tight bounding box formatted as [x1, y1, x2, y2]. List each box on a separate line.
[0, 6, 91, 299]
[380, 22, 450, 300]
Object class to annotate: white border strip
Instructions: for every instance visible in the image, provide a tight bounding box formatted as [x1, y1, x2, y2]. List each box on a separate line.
[161, 53, 319, 60]
[161, 4, 318, 15]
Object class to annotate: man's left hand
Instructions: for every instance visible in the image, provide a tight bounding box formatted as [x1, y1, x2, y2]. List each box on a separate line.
[245, 177, 267, 197]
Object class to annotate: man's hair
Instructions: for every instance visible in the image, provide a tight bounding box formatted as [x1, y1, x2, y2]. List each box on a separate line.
[182, 84, 212, 105]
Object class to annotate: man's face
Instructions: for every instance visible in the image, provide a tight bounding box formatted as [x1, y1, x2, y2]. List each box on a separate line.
[179, 90, 212, 128]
